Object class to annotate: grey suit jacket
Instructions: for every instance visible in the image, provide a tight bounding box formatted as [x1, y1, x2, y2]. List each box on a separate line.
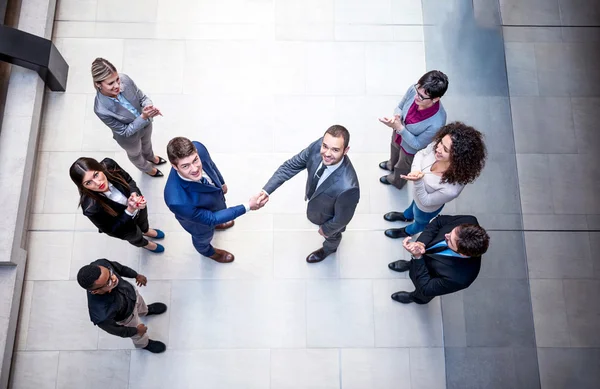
[93, 73, 153, 140]
[263, 138, 360, 236]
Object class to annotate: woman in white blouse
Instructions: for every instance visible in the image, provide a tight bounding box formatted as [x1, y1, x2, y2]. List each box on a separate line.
[383, 122, 487, 238]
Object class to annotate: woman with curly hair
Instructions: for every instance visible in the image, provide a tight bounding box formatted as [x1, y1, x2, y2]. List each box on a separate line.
[383, 122, 487, 238]
[69, 157, 165, 253]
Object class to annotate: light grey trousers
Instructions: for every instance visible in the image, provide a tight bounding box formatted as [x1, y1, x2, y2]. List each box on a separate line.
[114, 124, 156, 173]
[116, 290, 149, 348]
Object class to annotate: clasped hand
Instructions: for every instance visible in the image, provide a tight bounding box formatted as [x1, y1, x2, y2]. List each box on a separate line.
[141, 105, 162, 120]
[402, 237, 425, 257]
[126, 192, 146, 212]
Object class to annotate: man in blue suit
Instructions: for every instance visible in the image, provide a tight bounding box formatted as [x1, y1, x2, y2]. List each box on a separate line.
[164, 137, 261, 263]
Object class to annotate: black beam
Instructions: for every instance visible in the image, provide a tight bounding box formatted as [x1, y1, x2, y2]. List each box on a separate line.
[0, 24, 68, 91]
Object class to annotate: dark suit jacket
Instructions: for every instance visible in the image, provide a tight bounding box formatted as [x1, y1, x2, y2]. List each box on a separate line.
[81, 158, 143, 238]
[164, 141, 246, 238]
[263, 137, 360, 236]
[410, 215, 482, 298]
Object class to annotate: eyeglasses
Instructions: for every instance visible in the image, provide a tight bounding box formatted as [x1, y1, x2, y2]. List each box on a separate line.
[413, 84, 433, 101]
[89, 268, 116, 291]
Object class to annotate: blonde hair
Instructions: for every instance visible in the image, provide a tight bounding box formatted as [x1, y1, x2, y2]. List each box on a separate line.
[91, 58, 117, 90]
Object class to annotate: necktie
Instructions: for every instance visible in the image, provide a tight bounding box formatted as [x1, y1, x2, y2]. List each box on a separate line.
[200, 177, 212, 186]
[425, 242, 448, 255]
[307, 164, 327, 199]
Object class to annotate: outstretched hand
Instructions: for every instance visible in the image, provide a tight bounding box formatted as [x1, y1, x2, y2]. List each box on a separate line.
[400, 171, 424, 181]
[257, 191, 270, 207]
[378, 114, 403, 131]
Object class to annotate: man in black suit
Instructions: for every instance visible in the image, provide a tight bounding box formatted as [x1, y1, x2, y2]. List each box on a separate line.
[388, 215, 490, 304]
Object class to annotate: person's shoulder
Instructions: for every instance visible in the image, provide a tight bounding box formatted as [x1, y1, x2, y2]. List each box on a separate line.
[100, 157, 118, 170]
[89, 258, 111, 267]
[440, 214, 479, 226]
[192, 141, 210, 156]
[339, 158, 360, 189]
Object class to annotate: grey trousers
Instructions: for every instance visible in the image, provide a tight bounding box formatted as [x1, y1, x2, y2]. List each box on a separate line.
[385, 131, 415, 190]
[116, 290, 149, 348]
[114, 124, 156, 173]
[322, 227, 345, 255]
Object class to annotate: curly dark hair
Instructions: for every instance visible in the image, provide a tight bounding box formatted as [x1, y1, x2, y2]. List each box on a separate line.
[433, 122, 487, 185]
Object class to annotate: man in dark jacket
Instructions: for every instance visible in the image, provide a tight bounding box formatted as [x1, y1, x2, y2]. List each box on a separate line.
[77, 259, 167, 353]
[388, 215, 490, 304]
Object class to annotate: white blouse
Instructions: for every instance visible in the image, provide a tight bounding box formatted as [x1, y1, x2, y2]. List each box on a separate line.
[411, 142, 464, 213]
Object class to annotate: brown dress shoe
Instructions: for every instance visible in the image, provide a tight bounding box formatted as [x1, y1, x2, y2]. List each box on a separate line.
[209, 248, 235, 263]
[306, 248, 332, 263]
[215, 220, 235, 230]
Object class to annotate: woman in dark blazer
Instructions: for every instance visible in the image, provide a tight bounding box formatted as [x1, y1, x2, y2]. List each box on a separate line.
[69, 157, 165, 253]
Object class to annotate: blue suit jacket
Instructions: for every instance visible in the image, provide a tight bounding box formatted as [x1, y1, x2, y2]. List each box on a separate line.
[164, 141, 246, 237]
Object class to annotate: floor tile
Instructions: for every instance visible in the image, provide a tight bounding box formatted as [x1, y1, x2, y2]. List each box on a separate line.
[445, 347, 539, 389]
[271, 348, 339, 389]
[274, 231, 340, 279]
[168, 280, 305, 348]
[522, 214, 589, 231]
[525, 231, 593, 278]
[96, 0, 158, 23]
[70, 232, 141, 280]
[130, 349, 271, 389]
[571, 97, 600, 155]
[478, 231, 528, 279]
[122, 39, 185, 94]
[306, 280, 374, 347]
[26, 232, 74, 281]
[15, 281, 34, 351]
[10, 351, 59, 389]
[463, 278, 536, 347]
[26, 281, 99, 350]
[56, 350, 130, 389]
[55, 0, 97, 21]
[39, 94, 86, 151]
[275, 0, 334, 24]
[558, 0, 600, 26]
[499, 0, 561, 25]
[505, 42, 539, 96]
[339, 231, 409, 279]
[335, 0, 392, 24]
[563, 279, 600, 347]
[529, 279, 570, 347]
[410, 347, 446, 389]
[441, 291, 467, 347]
[548, 154, 600, 215]
[305, 42, 365, 95]
[538, 348, 600, 389]
[340, 348, 411, 389]
[373, 279, 443, 347]
[365, 42, 426, 96]
[511, 97, 577, 153]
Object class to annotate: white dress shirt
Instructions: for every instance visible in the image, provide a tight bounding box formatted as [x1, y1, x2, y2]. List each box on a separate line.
[177, 171, 250, 212]
[101, 183, 137, 217]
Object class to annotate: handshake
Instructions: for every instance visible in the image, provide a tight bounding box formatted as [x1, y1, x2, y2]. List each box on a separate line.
[248, 190, 271, 211]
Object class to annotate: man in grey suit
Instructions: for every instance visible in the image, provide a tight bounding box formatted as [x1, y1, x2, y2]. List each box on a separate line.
[259, 125, 360, 263]
[92, 58, 165, 177]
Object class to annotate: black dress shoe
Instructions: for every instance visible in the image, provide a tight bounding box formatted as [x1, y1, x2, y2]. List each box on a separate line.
[383, 212, 414, 222]
[147, 302, 167, 316]
[391, 291, 413, 304]
[146, 168, 164, 177]
[143, 339, 167, 353]
[379, 176, 391, 185]
[150, 156, 167, 165]
[385, 227, 410, 239]
[379, 161, 392, 171]
[306, 248, 332, 263]
[388, 260, 410, 272]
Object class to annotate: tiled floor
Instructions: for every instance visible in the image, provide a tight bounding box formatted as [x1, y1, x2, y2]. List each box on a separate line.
[10, 0, 600, 388]
[10, 1, 450, 388]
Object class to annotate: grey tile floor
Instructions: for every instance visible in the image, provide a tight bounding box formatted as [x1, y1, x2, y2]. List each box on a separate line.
[10, 0, 600, 388]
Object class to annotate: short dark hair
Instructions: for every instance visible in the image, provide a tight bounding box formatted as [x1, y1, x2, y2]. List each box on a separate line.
[167, 137, 196, 165]
[417, 70, 449, 99]
[324, 125, 350, 149]
[77, 264, 102, 290]
[456, 224, 490, 257]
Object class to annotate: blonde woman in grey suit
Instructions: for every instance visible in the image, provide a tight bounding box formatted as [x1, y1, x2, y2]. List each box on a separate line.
[91, 58, 165, 177]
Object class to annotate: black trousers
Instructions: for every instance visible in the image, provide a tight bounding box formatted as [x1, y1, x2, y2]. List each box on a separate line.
[408, 259, 435, 304]
[115, 208, 150, 247]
